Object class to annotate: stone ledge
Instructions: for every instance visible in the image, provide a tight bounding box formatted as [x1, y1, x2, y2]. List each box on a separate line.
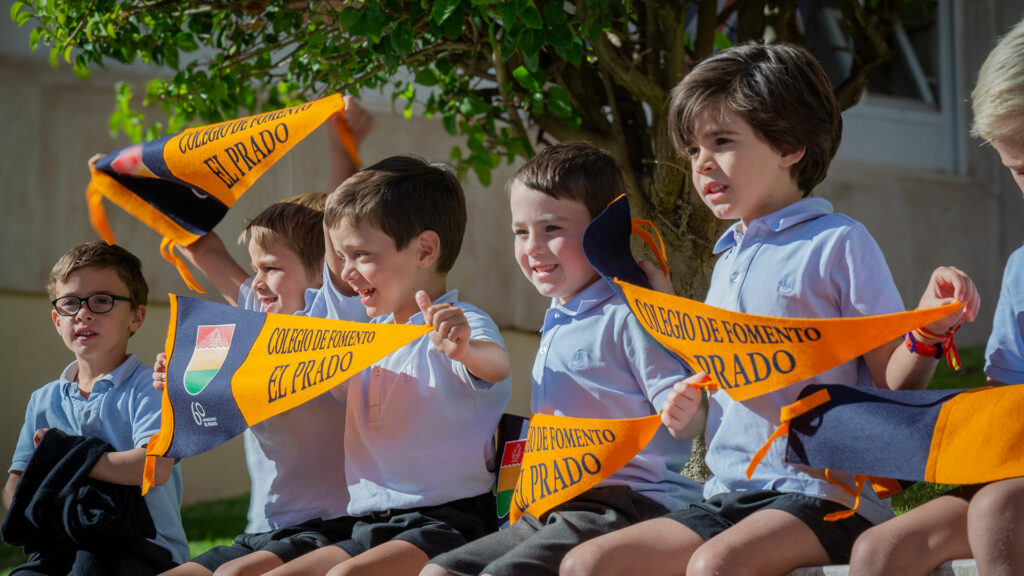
[788, 559, 978, 575]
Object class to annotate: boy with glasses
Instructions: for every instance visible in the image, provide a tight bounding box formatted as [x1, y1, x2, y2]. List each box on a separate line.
[2, 241, 188, 574]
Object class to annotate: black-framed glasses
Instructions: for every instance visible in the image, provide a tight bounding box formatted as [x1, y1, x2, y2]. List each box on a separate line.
[51, 293, 133, 317]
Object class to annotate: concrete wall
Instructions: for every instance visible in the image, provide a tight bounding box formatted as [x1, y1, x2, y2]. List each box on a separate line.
[2, 3, 1023, 505]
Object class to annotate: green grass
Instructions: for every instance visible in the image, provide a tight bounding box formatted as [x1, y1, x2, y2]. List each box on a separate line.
[0, 348, 993, 572]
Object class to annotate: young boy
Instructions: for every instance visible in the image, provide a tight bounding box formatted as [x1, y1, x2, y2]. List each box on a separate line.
[558, 43, 980, 576]
[848, 20, 1024, 576]
[3, 241, 189, 573]
[259, 155, 512, 576]
[158, 194, 364, 576]
[419, 141, 705, 576]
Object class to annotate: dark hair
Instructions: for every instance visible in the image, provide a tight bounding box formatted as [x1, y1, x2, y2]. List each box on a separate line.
[668, 42, 841, 195]
[324, 156, 466, 273]
[239, 192, 326, 278]
[508, 141, 627, 218]
[47, 241, 148, 307]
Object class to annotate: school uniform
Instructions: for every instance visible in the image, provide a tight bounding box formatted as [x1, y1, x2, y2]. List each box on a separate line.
[985, 244, 1024, 383]
[10, 355, 189, 565]
[431, 279, 699, 576]
[324, 288, 510, 558]
[191, 274, 365, 569]
[665, 197, 904, 563]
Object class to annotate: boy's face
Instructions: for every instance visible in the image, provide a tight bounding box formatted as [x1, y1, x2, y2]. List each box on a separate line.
[510, 181, 599, 305]
[248, 239, 319, 314]
[991, 135, 1024, 196]
[330, 216, 425, 323]
[51, 265, 144, 368]
[686, 108, 804, 226]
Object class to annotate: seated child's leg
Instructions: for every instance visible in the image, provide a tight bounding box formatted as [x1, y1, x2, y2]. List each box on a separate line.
[212, 551, 286, 576]
[560, 517, 705, 576]
[158, 562, 214, 576]
[324, 540, 428, 576]
[969, 477, 1024, 576]
[848, 494, 970, 576]
[261, 546, 352, 576]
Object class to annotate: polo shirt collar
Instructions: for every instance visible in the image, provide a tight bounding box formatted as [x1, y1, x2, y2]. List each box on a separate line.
[549, 279, 615, 318]
[713, 197, 834, 254]
[60, 354, 139, 396]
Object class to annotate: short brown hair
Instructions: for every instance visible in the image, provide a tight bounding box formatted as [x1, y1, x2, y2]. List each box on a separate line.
[47, 241, 148, 307]
[509, 141, 627, 218]
[239, 192, 326, 278]
[668, 42, 841, 196]
[324, 156, 466, 273]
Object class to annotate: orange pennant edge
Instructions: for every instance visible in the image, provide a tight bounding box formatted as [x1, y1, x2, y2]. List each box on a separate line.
[143, 294, 181, 495]
[509, 413, 662, 524]
[617, 280, 961, 402]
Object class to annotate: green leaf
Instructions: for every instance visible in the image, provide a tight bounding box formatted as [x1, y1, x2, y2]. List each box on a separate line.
[713, 31, 733, 51]
[442, 111, 457, 135]
[414, 67, 439, 86]
[9, 1, 25, 23]
[13, 4, 33, 27]
[430, 0, 460, 24]
[545, 86, 573, 119]
[511, 65, 542, 91]
[497, 2, 516, 26]
[499, 25, 520, 61]
[472, 161, 492, 186]
[28, 27, 41, 50]
[339, 7, 361, 30]
[390, 21, 414, 57]
[443, 5, 464, 38]
[520, 1, 543, 29]
[48, 45, 59, 68]
[72, 54, 91, 80]
[177, 34, 199, 53]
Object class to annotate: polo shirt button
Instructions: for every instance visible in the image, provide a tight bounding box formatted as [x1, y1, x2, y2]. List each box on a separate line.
[730, 272, 740, 283]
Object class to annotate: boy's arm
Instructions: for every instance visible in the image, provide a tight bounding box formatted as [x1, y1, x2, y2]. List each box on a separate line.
[2, 471, 20, 511]
[88, 447, 175, 487]
[175, 231, 249, 305]
[867, 266, 981, 390]
[415, 291, 511, 383]
[328, 97, 374, 190]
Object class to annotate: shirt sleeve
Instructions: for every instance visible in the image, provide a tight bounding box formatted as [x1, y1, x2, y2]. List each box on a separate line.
[835, 222, 904, 318]
[236, 277, 260, 312]
[623, 311, 693, 409]
[986, 246, 1024, 384]
[453, 303, 508, 390]
[10, 392, 41, 473]
[130, 372, 166, 449]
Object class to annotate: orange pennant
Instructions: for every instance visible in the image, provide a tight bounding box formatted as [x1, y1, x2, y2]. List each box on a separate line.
[509, 413, 662, 524]
[618, 280, 961, 402]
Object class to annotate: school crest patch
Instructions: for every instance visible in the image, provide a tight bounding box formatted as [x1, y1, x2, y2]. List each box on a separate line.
[183, 324, 235, 395]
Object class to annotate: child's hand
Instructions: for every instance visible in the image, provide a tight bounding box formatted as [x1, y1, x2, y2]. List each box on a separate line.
[917, 266, 981, 335]
[341, 96, 375, 145]
[32, 428, 50, 448]
[661, 373, 707, 440]
[152, 352, 167, 392]
[87, 153, 103, 170]
[638, 258, 674, 294]
[416, 290, 470, 360]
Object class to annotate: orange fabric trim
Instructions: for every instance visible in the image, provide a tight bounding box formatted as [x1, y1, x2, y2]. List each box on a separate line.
[335, 104, 362, 170]
[142, 294, 181, 495]
[86, 169, 117, 245]
[869, 476, 903, 499]
[160, 238, 205, 293]
[86, 167, 201, 247]
[630, 219, 670, 277]
[822, 470, 867, 521]
[746, 389, 831, 479]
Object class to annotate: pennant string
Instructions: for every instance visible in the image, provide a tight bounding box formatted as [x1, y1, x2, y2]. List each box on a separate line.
[142, 433, 161, 495]
[822, 470, 867, 521]
[335, 107, 362, 170]
[86, 181, 117, 245]
[160, 237, 205, 293]
[631, 219, 670, 277]
[746, 389, 832, 479]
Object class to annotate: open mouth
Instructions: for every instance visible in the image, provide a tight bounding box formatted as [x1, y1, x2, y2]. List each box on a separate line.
[75, 328, 97, 342]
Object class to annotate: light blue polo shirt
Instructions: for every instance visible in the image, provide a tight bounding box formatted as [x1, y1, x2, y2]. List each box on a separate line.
[532, 279, 701, 512]
[10, 355, 189, 563]
[701, 197, 904, 526]
[985, 244, 1024, 384]
[238, 275, 365, 532]
[330, 289, 510, 516]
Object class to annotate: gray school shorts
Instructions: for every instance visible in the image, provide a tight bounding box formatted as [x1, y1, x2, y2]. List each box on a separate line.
[428, 485, 668, 576]
[664, 489, 873, 564]
[332, 492, 497, 560]
[191, 516, 357, 570]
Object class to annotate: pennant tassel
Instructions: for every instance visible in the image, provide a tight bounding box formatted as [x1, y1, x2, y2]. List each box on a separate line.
[822, 470, 867, 522]
[747, 389, 832, 479]
[631, 219, 670, 277]
[86, 179, 117, 245]
[160, 238, 205, 293]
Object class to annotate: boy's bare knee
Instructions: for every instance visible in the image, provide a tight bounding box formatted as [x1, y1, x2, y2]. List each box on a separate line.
[686, 544, 727, 576]
[560, 544, 603, 576]
[418, 563, 453, 576]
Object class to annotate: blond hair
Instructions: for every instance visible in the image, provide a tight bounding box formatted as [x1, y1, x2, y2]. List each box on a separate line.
[238, 192, 326, 277]
[972, 18, 1024, 141]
